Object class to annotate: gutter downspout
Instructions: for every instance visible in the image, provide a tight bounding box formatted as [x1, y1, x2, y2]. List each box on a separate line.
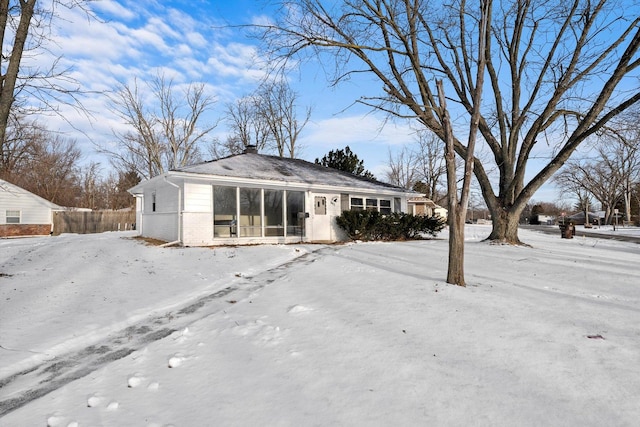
[163, 175, 182, 246]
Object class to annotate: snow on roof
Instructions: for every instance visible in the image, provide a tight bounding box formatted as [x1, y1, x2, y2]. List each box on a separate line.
[172, 152, 410, 193]
[408, 196, 438, 208]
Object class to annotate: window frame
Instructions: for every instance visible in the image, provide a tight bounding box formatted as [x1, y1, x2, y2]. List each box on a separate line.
[350, 197, 364, 211]
[379, 199, 392, 215]
[212, 186, 306, 239]
[6, 210, 20, 224]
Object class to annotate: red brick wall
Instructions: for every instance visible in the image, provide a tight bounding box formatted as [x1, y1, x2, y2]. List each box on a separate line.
[0, 224, 52, 237]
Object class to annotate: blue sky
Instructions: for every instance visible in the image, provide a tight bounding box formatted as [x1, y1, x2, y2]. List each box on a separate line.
[37, 0, 562, 203]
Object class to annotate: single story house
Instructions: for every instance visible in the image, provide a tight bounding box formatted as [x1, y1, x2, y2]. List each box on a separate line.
[128, 148, 416, 246]
[0, 178, 62, 237]
[567, 211, 601, 224]
[407, 196, 448, 220]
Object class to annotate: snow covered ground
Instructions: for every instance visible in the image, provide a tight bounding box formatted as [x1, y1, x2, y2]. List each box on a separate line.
[1, 226, 639, 426]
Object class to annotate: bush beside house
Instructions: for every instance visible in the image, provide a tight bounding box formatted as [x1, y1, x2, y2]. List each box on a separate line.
[336, 210, 446, 241]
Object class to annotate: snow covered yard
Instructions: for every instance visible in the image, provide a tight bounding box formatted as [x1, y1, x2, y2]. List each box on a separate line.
[1, 226, 639, 426]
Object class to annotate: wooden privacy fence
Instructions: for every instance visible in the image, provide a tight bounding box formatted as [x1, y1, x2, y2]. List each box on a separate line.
[53, 211, 136, 235]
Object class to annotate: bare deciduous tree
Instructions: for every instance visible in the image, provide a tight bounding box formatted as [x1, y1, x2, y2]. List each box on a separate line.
[557, 118, 640, 224]
[1, 1, 93, 163]
[223, 95, 270, 155]
[0, 113, 41, 180]
[414, 130, 448, 201]
[257, 0, 640, 250]
[386, 145, 418, 189]
[256, 79, 311, 158]
[602, 120, 640, 223]
[18, 134, 82, 206]
[222, 79, 311, 158]
[106, 74, 217, 179]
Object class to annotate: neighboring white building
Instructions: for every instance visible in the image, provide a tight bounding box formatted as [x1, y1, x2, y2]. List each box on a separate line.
[407, 196, 448, 220]
[0, 178, 62, 237]
[128, 149, 416, 246]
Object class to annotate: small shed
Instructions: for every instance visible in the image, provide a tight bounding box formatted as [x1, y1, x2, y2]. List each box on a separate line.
[0, 178, 62, 237]
[128, 150, 416, 246]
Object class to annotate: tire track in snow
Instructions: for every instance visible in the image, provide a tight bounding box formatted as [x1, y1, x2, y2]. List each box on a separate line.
[0, 246, 330, 417]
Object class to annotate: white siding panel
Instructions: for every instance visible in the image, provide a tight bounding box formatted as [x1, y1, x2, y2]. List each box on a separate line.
[143, 181, 180, 213]
[183, 212, 214, 246]
[0, 190, 52, 224]
[140, 213, 178, 242]
[184, 183, 211, 213]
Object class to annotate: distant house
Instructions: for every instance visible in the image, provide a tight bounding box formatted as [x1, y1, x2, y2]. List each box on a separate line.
[531, 214, 555, 225]
[568, 211, 601, 224]
[0, 178, 62, 237]
[407, 196, 448, 220]
[128, 148, 416, 246]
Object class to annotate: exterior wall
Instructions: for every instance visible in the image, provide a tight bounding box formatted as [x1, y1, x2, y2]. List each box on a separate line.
[1, 182, 56, 237]
[182, 183, 214, 246]
[139, 212, 179, 242]
[138, 179, 181, 243]
[1, 190, 53, 225]
[308, 191, 346, 243]
[183, 212, 214, 246]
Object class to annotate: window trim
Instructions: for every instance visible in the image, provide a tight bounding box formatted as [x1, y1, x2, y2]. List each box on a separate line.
[350, 197, 364, 211]
[350, 197, 394, 214]
[379, 199, 392, 215]
[6, 210, 20, 224]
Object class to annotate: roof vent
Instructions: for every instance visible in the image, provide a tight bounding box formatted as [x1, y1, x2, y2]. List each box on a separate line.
[244, 144, 258, 154]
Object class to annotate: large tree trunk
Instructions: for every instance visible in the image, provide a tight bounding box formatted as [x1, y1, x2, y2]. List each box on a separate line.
[486, 203, 525, 244]
[0, 0, 36, 146]
[447, 206, 466, 286]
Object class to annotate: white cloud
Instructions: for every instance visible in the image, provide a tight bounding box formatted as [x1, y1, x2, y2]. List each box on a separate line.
[90, 0, 137, 21]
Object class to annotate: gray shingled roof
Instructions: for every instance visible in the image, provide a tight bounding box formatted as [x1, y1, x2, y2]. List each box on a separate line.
[173, 152, 409, 192]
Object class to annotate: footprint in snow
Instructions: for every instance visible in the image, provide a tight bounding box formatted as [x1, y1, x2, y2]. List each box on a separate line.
[287, 305, 313, 314]
[86, 394, 102, 407]
[46, 415, 64, 427]
[127, 373, 145, 388]
[46, 414, 78, 427]
[168, 354, 186, 368]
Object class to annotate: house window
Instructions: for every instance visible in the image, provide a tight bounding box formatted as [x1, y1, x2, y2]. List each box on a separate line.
[214, 186, 237, 237]
[152, 192, 156, 212]
[6, 210, 20, 224]
[240, 188, 262, 237]
[380, 199, 392, 214]
[350, 197, 364, 211]
[366, 198, 378, 211]
[213, 186, 305, 239]
[264, 189, 284, 236]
